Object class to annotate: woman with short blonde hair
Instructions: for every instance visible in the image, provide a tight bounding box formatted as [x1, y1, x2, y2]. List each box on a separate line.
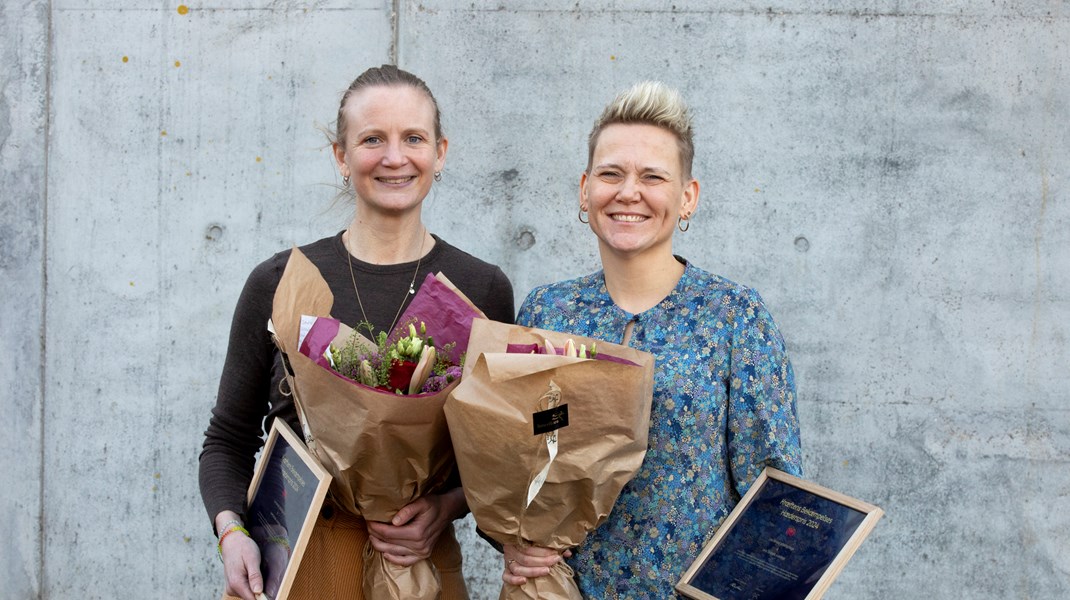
[502, 81, 802, 598]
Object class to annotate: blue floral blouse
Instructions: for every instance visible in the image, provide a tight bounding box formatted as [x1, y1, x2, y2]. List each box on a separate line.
[516, 259, 803, 599]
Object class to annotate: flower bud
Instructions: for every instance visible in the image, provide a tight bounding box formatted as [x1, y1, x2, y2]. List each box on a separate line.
[359, 360, 376, 387]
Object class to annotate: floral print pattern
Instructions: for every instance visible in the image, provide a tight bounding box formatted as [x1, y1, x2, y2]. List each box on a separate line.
[517, 260, 803, 599]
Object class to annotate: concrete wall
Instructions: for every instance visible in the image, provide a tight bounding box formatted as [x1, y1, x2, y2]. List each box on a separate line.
[2, 1, 1066, 598]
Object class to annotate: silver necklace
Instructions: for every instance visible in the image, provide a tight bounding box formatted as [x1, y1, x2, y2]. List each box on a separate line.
[345, 228, 426, 336]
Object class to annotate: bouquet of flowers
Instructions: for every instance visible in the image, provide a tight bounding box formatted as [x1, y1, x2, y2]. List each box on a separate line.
[321, 320, 463, 396]
[444, 319, 656, 600]
[268, 248, 485, 600]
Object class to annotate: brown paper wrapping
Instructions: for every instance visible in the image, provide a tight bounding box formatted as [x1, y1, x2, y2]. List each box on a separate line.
[362, 540, 441, 599]
[269, 247, 458, 599]
[497, 562, 582, 600]
[445, 319, 655, 599]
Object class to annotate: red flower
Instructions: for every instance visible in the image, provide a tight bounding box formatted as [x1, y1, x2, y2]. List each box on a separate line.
[386, 359, 418, 393]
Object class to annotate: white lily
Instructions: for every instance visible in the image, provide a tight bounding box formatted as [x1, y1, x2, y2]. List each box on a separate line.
[409, 345, 437, 394]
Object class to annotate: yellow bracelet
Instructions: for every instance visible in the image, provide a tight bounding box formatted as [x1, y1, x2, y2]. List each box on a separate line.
[216, 525, 250, 562]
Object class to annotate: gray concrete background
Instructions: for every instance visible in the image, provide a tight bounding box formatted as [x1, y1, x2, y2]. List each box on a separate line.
[2, 1, 1067, 598]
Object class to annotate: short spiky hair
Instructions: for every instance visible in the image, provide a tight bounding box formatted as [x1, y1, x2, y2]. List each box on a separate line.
[586, 81, 695, 179]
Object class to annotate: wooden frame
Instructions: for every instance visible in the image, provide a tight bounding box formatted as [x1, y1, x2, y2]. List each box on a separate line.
[676, 467, 883, 600]
[245, 418, 332, 600]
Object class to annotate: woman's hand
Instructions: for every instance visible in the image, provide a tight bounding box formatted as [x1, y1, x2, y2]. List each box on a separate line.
[366, 488, 467, 566]
[216, 511, 264, 600]
[502, 544, 572, 586]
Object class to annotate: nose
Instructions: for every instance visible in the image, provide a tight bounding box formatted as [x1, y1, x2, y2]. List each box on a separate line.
[616, 175, 641, 202]
[381, 139, 407, 166]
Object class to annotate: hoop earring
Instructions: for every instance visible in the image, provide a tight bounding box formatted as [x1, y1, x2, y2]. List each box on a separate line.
[678, 216, 690, 232]
[434, 171, 442, 182]
[578, 209, 589, 224]
[342, 175, 350, 187]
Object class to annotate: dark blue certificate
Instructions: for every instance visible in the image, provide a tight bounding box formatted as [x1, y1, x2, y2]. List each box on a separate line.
[676, 468, 882, 600]
[246, 419, 331, 599]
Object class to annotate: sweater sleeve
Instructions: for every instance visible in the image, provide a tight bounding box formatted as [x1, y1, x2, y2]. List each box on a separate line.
[198, 255, 285, 528]
[484, 265, 516, 325]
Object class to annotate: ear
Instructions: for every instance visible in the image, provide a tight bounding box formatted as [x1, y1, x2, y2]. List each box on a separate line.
[680, 177, 700, 218]
[332, 142, 347, 174]
[434, 136, 449, 173]
[579, 171, 590, 210]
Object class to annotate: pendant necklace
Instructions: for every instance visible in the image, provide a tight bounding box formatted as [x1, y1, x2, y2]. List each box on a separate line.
[345, 227, 426, 336]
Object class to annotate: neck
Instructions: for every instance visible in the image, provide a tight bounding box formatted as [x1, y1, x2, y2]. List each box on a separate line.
[344, 212, 431, 264]
[600, 247, 685, 314]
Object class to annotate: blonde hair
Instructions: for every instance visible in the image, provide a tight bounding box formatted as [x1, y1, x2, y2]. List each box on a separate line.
[330, 65, 443, 149]
[586, 81, 694, 178]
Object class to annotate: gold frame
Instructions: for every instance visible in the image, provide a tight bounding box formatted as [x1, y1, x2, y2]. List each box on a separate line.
[676, 467, 883, 600]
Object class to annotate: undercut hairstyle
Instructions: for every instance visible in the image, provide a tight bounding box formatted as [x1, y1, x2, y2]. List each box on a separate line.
[586, 81, 695, 179]
[331, 64, 443, 148]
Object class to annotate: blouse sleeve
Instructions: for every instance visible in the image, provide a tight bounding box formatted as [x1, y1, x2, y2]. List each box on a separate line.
[725, 288, 803, 497]
[515, 288, 541, 327]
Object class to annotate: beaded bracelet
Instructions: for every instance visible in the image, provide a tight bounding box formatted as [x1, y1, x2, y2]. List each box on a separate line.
[217, 519, 243, 536]
[216, 524, 250, 562]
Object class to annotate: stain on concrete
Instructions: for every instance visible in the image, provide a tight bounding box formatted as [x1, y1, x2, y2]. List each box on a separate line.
[942, 87, 995, 134]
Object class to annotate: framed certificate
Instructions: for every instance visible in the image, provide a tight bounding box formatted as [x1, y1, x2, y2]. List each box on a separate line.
[245, 418, 331, 600]
[676, 468, 883, 600]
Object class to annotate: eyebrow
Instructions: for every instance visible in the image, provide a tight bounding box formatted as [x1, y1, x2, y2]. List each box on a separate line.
[353, 126, 433, 139]
[593, 162, 673, 177]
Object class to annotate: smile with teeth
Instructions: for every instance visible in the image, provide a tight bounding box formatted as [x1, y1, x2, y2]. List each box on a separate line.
[611, 214, 648, 222]
[377, 176, 416, 184]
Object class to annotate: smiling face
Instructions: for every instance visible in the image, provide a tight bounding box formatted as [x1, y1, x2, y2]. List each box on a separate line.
[333, 85, 447, 217]
[581, 123, 699, 261]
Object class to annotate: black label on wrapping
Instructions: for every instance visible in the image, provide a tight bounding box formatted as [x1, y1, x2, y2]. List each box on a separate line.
[533, 404, 569, 435]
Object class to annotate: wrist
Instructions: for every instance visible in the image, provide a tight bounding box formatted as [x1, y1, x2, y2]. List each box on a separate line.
[216, 516, 251, 562]
[214, 510, 243, 536]
[441, 487, 469, 520]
